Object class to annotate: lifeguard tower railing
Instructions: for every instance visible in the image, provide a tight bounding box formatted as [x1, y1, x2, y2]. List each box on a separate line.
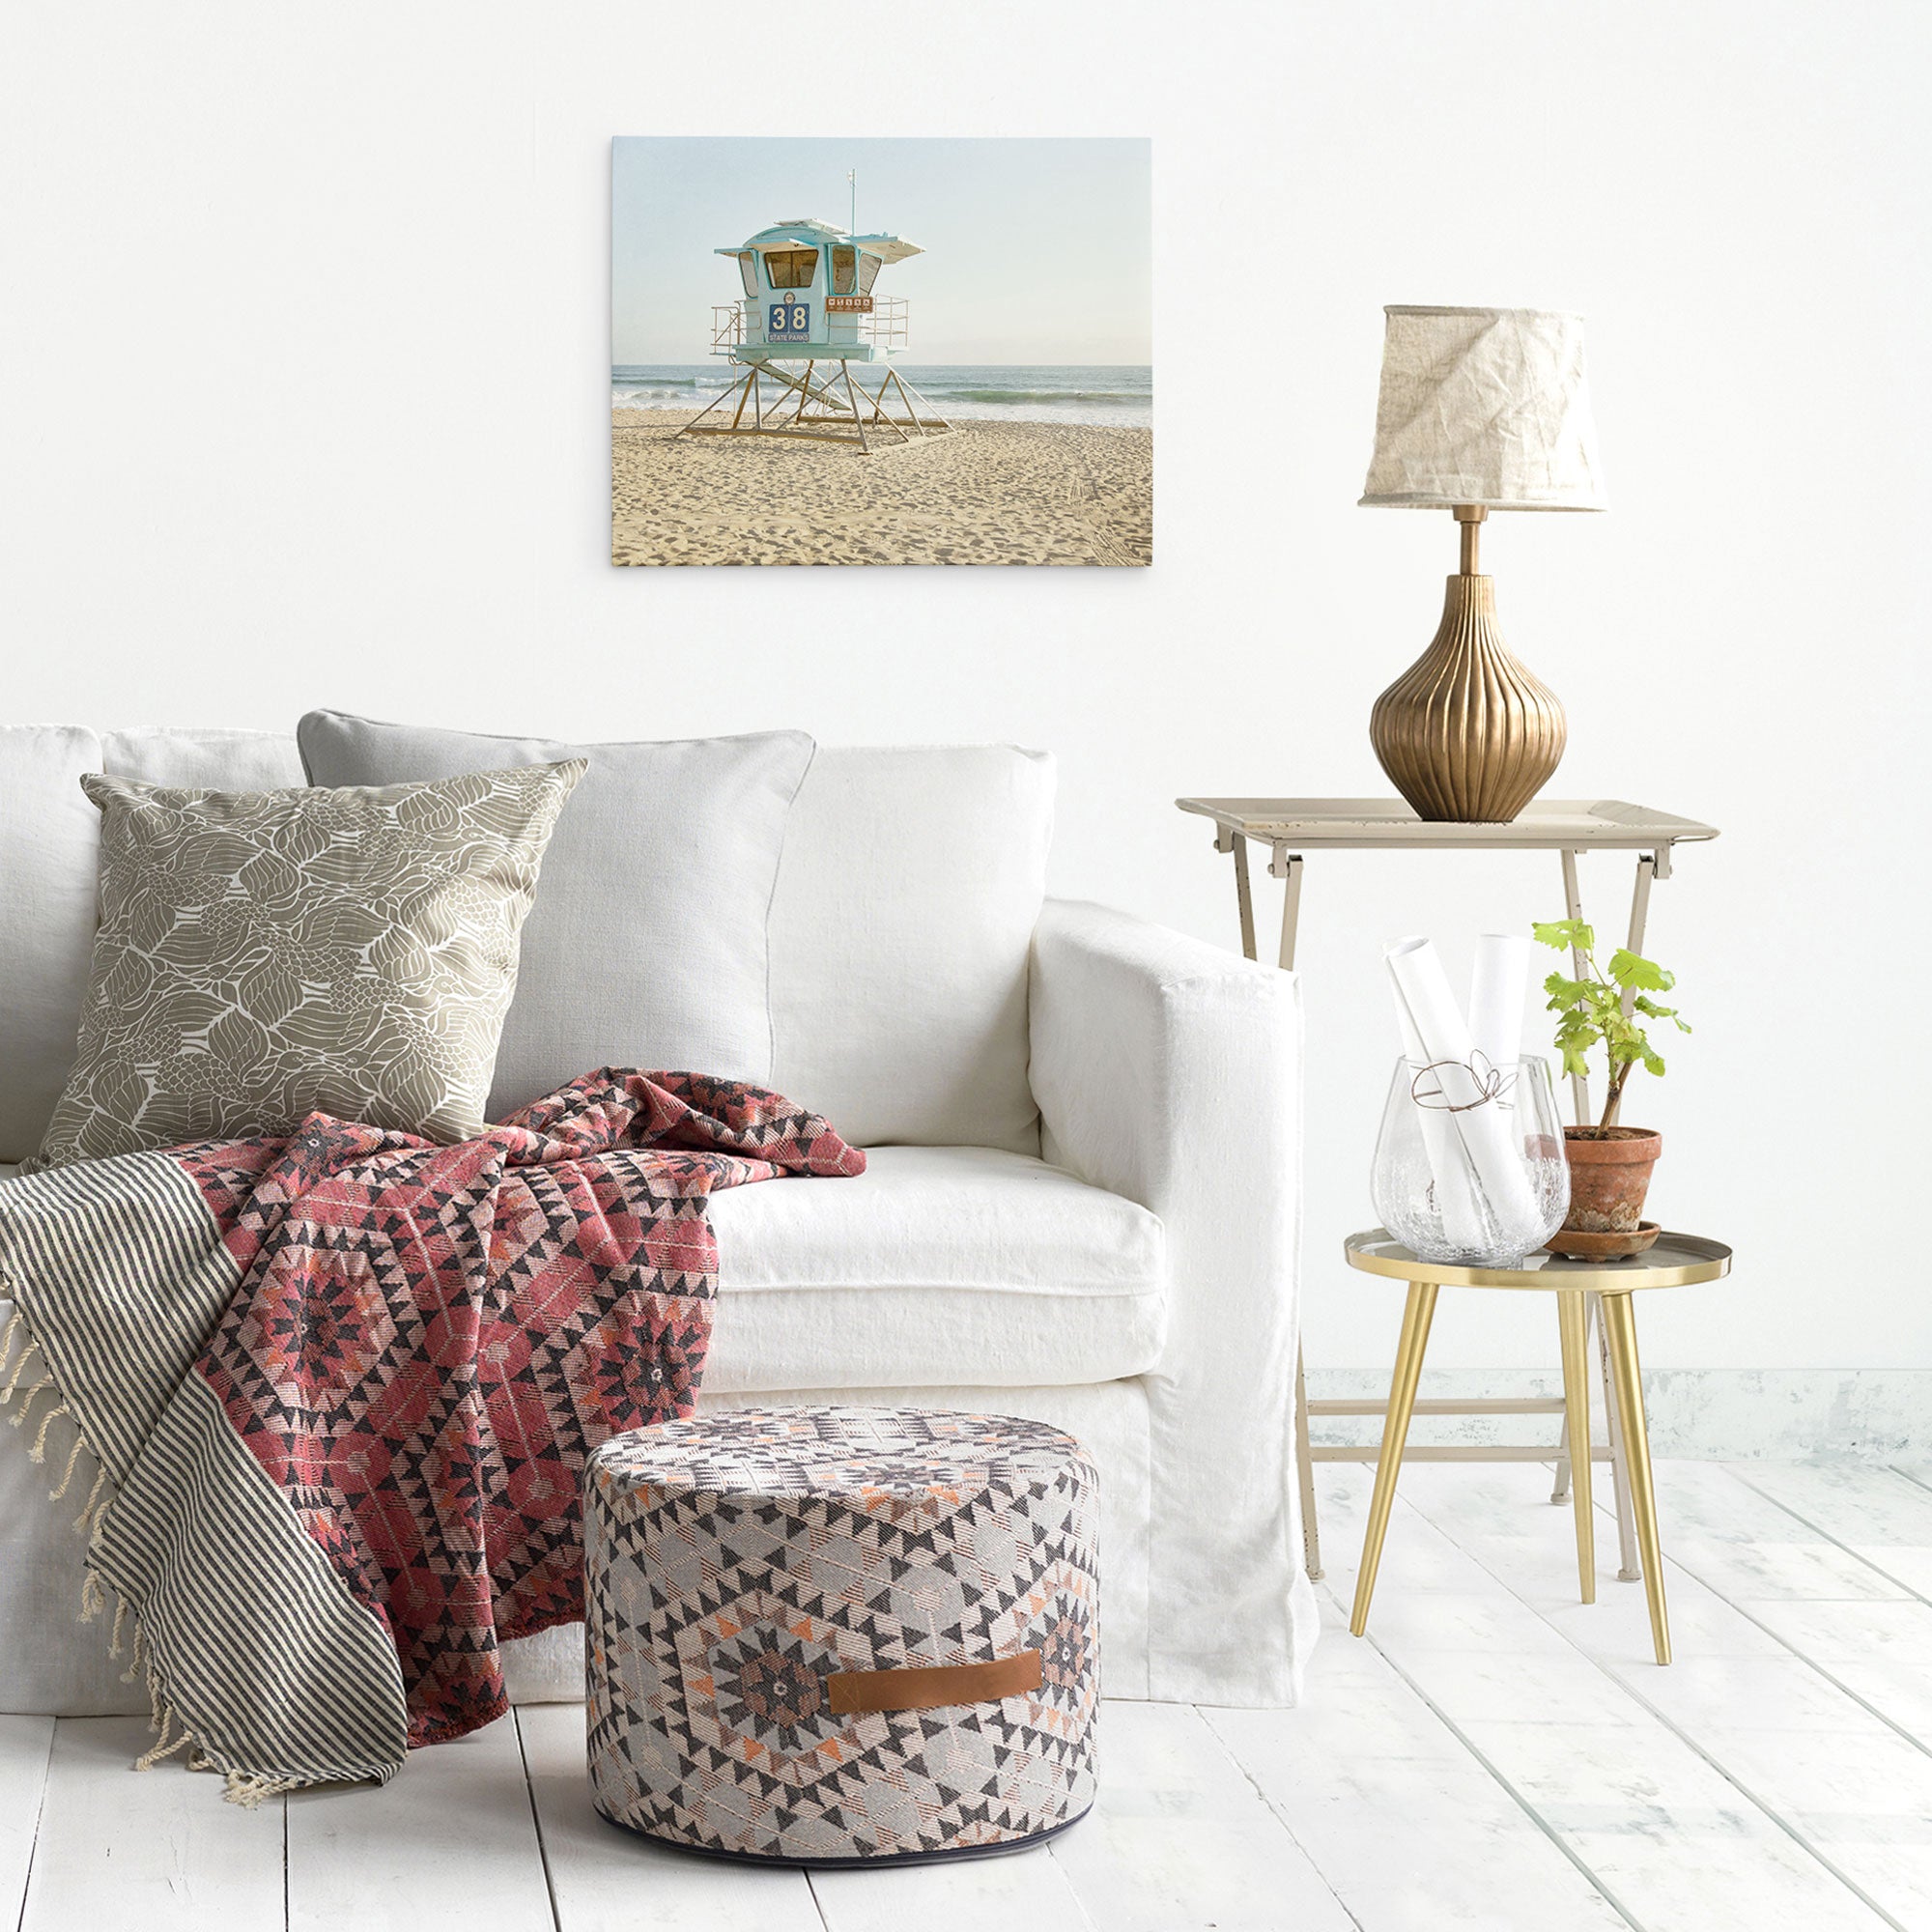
[708, 298, 911, 355]
[683, 293, 949, 453]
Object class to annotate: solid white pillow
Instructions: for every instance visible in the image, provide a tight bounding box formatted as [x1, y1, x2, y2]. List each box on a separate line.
[101, 726, 307, 791]
[298, 712, 815, 1119]
[768, 746, 1054, 1155]
[0, 726, 104, 1163]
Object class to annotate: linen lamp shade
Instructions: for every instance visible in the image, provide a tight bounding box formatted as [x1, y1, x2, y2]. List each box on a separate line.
[1360, 306, 1606, 513]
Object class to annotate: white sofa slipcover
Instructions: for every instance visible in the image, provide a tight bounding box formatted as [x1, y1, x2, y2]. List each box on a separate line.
[707, 1144, 1168, 1391]
[0, 724, 1313, 1715]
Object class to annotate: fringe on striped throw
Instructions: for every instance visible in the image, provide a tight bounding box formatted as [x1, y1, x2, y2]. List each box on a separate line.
[49, 1426, 87, 1500]
[74, 1463, 108, 1530]
[3, 1293, 338, 1809]
[2, 1315, 43, 1406]
[0, 1298, 246, 1802]
[29, 1398, 71, 1463]
[5, 1368, 49, 1430]
[135, 1704, 193, 1772]
[223, 1771, 307, 1808]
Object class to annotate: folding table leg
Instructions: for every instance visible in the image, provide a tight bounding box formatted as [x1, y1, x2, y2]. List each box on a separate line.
[1272, 850, 1303, 972]
[1232, 832, 1258, 964]
[1293, 1347, 1322, 1580]
[1278, 855, 1318, 1572]
[1558, 847, 1592, 1127]
[1233, 833, 1323, 1579]
[1625, 853, 1657, 964]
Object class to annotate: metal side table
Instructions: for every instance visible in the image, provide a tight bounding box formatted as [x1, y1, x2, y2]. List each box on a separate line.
[1175, 797, 1719, 1583]
[1344, 1230, 1732, 1663]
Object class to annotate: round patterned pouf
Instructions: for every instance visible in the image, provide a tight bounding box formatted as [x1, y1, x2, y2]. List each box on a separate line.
[584, 1405, 1099, 1866]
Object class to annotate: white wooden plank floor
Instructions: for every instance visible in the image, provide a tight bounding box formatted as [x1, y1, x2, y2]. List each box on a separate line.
[5, 1458, 1929, 1932]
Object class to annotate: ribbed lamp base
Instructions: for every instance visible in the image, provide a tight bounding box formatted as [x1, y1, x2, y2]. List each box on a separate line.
[1369, 573, 1567, 823]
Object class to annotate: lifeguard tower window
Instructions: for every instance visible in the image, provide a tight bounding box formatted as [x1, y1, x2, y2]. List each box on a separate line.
[735, 253, 757, 298]
[831, 245, 857, 296]
[857, 253, 882, 297]
[764, 248, 818, 290]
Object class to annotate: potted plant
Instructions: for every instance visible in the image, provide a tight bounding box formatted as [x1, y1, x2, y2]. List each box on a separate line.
[1531, 919, 1690, 1258]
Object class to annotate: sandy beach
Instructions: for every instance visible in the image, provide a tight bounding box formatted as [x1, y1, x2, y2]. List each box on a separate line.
[611, 409, 1151, 566]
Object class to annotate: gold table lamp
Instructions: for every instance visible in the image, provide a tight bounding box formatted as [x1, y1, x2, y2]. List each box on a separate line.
[1360, 305, 1606, 822]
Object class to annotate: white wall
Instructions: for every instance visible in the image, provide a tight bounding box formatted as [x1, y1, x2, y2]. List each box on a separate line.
[2, 1, 1926, 1377]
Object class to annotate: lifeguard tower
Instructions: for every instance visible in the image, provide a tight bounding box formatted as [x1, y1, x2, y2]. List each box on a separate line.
[677, 217, 951, 453]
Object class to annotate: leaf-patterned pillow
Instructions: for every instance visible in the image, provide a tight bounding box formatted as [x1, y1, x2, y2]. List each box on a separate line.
[32, 761, 585, 1169]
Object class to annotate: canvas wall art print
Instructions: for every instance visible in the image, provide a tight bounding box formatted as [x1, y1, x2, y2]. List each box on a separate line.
[611, 136, 1151, 567]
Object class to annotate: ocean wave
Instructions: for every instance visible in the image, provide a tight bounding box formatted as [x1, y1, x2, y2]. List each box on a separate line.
[921, 387, 1144, 406]
[612, 381, 738, 407]
[611, 367, 1152, 427]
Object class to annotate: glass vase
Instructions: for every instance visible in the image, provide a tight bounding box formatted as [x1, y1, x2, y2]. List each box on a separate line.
[1370, 1055, 1570, 1265]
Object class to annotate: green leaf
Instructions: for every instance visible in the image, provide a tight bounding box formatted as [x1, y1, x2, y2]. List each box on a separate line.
[1608, 949, 1674, 993]
[1533, 919, 1594, 954]
[1535, 922, 1689, 1095]
[1554, 1018, 1601, 1065]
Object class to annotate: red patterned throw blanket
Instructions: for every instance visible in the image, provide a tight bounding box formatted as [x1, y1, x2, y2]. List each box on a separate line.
[0, 1069, 863, 1801]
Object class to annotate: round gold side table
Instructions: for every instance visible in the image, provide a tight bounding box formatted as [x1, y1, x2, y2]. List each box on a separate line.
[1343, 1229, 1732, 1665]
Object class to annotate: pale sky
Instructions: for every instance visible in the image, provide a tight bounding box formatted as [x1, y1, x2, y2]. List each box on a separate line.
[611, 136, 1151, 367]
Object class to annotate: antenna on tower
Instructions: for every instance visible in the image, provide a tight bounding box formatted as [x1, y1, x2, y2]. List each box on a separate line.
[847, 168, 857, 235]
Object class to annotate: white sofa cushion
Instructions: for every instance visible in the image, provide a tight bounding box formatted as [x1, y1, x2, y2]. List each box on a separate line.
[296, 713, 815, 1116]
[768, 746, 1053, 1155]
[101, 726, 307, 790]
[0, 728, 103, 1164]
[704, 1145, 1165, 1391]
[2, 728, 1056, 1159]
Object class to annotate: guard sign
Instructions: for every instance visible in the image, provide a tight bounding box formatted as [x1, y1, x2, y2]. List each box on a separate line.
[768, 299, 810, 342]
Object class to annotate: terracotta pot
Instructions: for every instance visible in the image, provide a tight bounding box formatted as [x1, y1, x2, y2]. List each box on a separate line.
[1549, 1126, 1661, 1259]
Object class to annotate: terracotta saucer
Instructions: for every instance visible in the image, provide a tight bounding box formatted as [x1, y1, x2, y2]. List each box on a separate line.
[1543, 1221, 1662, 1262]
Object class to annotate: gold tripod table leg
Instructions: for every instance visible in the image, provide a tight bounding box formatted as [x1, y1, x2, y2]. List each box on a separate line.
[1599, 1290, 1670, 1663]
[1556, 1292, 1596, 1605]
[1350, 1280, 1438, 1638]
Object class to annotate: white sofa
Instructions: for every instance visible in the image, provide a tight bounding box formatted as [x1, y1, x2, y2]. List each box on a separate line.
[0, 726, 1316, 1713]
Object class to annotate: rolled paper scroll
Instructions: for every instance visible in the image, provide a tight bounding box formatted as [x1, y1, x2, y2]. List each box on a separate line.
[1384, 936, 1483, 1249]
[1385, 936, 1539, 1241]
[1467, 933, 1532, 1085]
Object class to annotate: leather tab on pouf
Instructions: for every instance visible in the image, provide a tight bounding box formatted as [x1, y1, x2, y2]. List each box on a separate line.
[584, 1405, 1099, 1865]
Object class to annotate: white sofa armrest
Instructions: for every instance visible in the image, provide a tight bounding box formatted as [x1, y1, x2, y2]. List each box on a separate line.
[1029, 897, 1314, 1703]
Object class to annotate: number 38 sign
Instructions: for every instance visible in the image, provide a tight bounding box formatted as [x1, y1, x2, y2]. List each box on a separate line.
[768, 299, 810, 342]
